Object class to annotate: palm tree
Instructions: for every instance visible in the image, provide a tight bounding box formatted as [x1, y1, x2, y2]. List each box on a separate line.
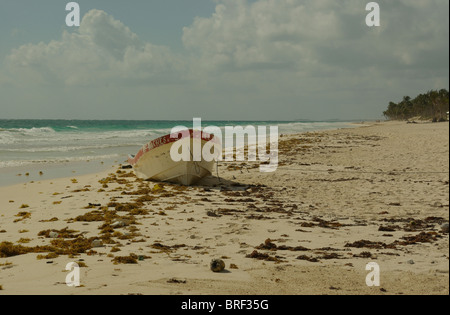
[383, 89, 449, 120]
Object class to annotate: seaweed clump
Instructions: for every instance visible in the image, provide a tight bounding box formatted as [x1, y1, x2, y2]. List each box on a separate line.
[38, 228, 80, 239]
[245, 250, 283, 262]
[0, 242, 31, 258]
[255, 239, 309, 252]
[112, 254, 139, 264]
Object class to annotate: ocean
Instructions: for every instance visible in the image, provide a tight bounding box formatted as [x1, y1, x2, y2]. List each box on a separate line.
[0, 119, 356, 186]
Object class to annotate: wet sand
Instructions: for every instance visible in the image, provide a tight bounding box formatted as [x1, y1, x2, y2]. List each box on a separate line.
[0, 120, 448, 295]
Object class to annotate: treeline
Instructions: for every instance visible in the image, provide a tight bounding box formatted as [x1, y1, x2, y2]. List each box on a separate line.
[383, 89, 449, 121]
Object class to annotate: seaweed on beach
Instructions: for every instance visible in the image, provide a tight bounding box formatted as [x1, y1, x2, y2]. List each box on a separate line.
[296, 255, 319, 263]
[394, 232, 441, 246]
[38, 228, 81, 239]
[49, 237, 97, 255]
[134, 195, 156, 203]
[73, 210, 115, 222]
[246, 250, 283, 262]
[345, 240, 396, 250]
[217, 208, 245, 216]
[113, 202, 144, 213]
[0, 242, 31, 258]
[255, 239, 309, 252]
[346, 231, 442, 251]
[150, 242, 187, 253]
[245, 214, 272, 220]
[39, 217, 59, 223]
[0, 240, 82, 258]
[319, 253, 342, 260]
[378, 225, 398, 232]
[313, 217, 344, 229]
[111, 253, 139, 264]
[13, 212, 31, 223]
[116, 171, 137, 178]
[36, 252, 59, 260]
[380, 217, 445, 232]
[353, 251, 374, 259]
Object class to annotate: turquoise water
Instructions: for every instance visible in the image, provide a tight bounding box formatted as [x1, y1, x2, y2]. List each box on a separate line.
[0, 119, 356, 185]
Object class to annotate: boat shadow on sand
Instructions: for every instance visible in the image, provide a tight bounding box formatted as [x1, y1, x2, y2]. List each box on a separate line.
[195, 176, 249, 191]
[145, 175, 250, 192]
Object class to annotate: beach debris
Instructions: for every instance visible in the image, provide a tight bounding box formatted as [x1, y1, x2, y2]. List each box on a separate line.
[167, 278, 187, 284]
[395, 232, 440, 245]
[37, 252, 59, 260]
[255, 239, 309, 252]
[111, 220, 128, 228]
[13, 211, 31, 223]
[73, 210, 107, 222]
[345, 240, 395, 250]
[38, 228, 80, 239]
[17, 238, 31, 244]
[49, 232, 60, 239]
[91, 239, 103, 248]
[378, 225, 397, 232]
[406, 260, 415, 265]
[150, 242, 186, 253]
[112, 254, 139, 264]
[441, 223, 449, 233]
[210, 259, 226, 272]
[353, 251, 374, 259]
[206, 210, 221, 217]
[1, 233, 101, 258]
[0, 242, 30, 258]
[39, 217, 59, 223]
[246, 250, 283, 262]
[329, 286, 341, 291]
[296, 255, 319, 263]
[320, 253, 342, 260]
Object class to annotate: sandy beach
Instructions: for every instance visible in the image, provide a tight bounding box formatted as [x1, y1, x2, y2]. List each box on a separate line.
[0, 120, 448, 295]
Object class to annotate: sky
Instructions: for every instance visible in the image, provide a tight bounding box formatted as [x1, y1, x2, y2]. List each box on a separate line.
[0, 0, 448, 121]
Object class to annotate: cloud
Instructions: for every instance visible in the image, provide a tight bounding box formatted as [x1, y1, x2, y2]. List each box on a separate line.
[182, 0, 449, 76]
[2, 0, 448, 120]
[5, 1, 449, 87]
[6, 9, 185, 86]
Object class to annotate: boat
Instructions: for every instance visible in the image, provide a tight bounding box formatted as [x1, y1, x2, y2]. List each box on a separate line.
[128, 129, 219, 186]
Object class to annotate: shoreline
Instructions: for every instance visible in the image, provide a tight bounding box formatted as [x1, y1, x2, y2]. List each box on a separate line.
[0, 121, 364, 187]
[0, 120, 448, 295]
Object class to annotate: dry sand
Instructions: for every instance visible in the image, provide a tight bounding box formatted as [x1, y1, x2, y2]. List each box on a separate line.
[0, 120, 448, 295]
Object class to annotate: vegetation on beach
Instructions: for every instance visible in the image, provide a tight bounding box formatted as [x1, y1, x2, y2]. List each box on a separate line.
[383, 89, 449, 121]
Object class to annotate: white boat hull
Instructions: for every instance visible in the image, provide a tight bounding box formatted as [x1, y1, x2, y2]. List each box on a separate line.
[128, 130, 218, 186]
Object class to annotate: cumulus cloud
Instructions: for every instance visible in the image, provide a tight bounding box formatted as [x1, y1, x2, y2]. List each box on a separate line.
[6, 9, 185, 86]
[182, 0, 448, 77]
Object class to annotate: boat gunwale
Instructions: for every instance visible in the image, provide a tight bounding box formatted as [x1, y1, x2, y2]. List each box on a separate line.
[128, 129, 219, 166]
